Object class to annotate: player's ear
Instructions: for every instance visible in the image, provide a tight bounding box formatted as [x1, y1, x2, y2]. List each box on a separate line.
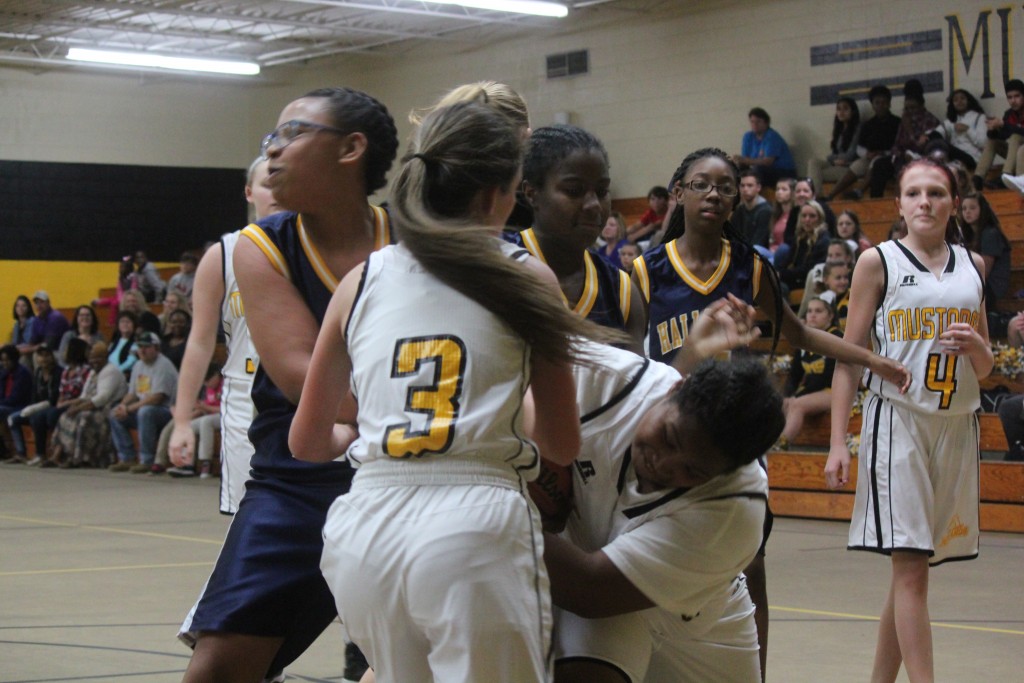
[337, 132, 368, 165]
[521, 179, 538, 208]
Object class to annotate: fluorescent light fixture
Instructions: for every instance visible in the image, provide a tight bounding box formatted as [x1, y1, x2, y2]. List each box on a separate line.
[433, 1, 568, 17]
[66, 48, 260, 76]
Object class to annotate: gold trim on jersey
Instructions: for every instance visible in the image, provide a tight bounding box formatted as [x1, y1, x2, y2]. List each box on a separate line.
[618, 270, 631, 323]
[298, 216, 339, 292]
[634, 255, 650, 302]
[241, 224, 291, 280]
[371, 205, 390, 250]
[666, 238, 731, 295]
[517, 228, 599, 316]
[752, 254, 762, 300]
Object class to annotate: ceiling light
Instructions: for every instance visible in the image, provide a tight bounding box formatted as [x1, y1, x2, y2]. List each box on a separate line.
[66, 48, 260, 76]
[433, 1, 568, 18]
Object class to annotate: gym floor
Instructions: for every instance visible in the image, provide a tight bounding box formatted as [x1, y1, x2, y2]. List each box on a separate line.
[2, 467, 1022, 682]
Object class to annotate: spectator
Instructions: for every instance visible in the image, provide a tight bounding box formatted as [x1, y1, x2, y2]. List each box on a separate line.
[5, 344, 61, 464]
[159, 292, 191, 336]
[928, 89, 987, 174]
[31, 338, 91, 466]
[21, 291, 70, 358]
[108, 311, 139, 378]
[120, 289, 161, 336]
[92, 256, 139, 326]
[818, 258, 853, 331]
[732, 169, 772, 250]
[835, 209, 872, 256]
[776, 178, 836, 269]
[57, 305, 102, 366]
[867, 79, 941, 198]
[617, 242, 640, 274]
[134, 250, 166, 303]
[164, 364, 222, 479]
[829, 85, 902, 200]
[108, 332, 177, 474]
[166, 251, 199, 302]
[0, 345, 32, 460]
[625, 186, 669, 245]
[161, 309, 191, 371]
[975, 79, 1024, 191]
[48, 341, 128, 468]
[769, 178, 796, 258]
[798, 240, 855, 319]
[960, 193, 1011, 307]
[596, 212, 629, 270]
[809, 97, 862, 197]
[9, 295, 35, 352]
[779, 200, 830, 290]
[735, 107, 797, 185]
[1000, 314, 1024, 461]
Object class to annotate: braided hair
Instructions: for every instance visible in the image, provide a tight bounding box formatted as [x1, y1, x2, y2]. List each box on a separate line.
[661, 147, 785, 354]
[302, 87, 399, 195]
[523, 125, 609, 190]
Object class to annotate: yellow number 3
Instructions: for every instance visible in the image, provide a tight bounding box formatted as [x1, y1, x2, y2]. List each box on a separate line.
[924, 353, 958, 410]
[384, 336, 466, 458]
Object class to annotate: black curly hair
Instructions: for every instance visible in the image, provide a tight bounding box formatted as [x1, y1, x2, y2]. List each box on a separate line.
[669, 357, 784, 471]
[522, 124, 609, 190]
[302, 87, 399, 195]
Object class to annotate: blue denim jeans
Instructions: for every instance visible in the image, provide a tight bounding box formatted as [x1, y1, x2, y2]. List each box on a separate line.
[109, 405, 172, 464]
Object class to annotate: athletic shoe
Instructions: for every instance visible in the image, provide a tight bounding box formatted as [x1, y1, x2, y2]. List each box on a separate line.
[25, 456, 41, 466]
[199, 461, 212, 479]
[108, 461, 132, 472]
[1002, 173, 1024, 195]
[167, 466, 196, 478]
[129, 463, 152, 474]
[149, 464, 166, 475]
[2, 455, 26, 464]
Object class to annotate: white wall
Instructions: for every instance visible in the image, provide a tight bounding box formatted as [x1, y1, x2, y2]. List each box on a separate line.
[0, 0, 1010, 196]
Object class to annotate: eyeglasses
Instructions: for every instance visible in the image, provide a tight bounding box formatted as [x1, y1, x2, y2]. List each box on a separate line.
[260, 120, 347, 157]
[684, 179, 738, 198]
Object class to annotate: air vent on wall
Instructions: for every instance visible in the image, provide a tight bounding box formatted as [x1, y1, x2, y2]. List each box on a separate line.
[546, 49, 588, 79]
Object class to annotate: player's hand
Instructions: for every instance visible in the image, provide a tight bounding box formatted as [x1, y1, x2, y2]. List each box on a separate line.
[939, 322, 984, 357]
[824, 444, 851, 489]
[169, 423, 196, 467]
[686, 294, 760, 359]
[871, 356, 911, 394]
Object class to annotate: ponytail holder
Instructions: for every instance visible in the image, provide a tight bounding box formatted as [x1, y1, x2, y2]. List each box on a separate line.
[410, 152, 435, 166]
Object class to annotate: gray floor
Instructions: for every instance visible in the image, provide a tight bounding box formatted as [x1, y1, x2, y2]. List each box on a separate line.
[2, 466, 1022, 683]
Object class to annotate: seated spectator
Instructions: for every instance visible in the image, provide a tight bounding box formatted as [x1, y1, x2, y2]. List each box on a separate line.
[733, 169, 772, 250]
[625, 186, 669, 244]
[92, 256, 139, 326]
[166, 251, 199, 302]
[779, 200, 830, 291]
[596, 212, 629, 270]
[108, 311, 140, 378]
[777, 297, 843, 449]
[163, 364, 222, 479]
[108, 332, 177, 474]
[818, 258, 852, 331]
[9, 295, 35, 356]
[809, 97, 861, 196]
[835, 209, 872, 257]
[161, 309, 191, 371]
[57, 305, 103, 366]
[29, 338, 90, 467]
[828, 85, 901, 200]
[960, 194, 1011, 308]
[49, 341, 128, 468]
[867, 79, 941, 197]
[735, 107, 797, 185]
[159, 292, 191, 335]
[0, 345, 32, 459]
[19, 291, 70, 359]
[617, 243, 640, 274]
[887, 218, 908, 241]
[134, 250, 166, 303]
[769, 178, 796, 257]
[975, 79, 1024, 191]
[5, 344, 61, 464]
[776, 178, 835, 269]
[797, 240, 855, 319]
[120, 289, 161, 336]
[928, 89, 986, 175]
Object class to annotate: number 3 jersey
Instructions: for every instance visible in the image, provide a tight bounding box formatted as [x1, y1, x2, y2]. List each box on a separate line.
[867, 240, 982, 415]
[344, 241, 540, 479]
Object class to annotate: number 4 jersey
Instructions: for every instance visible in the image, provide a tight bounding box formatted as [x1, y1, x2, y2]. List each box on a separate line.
[866, 240, 982, 415]
[344, 241, 540, 478]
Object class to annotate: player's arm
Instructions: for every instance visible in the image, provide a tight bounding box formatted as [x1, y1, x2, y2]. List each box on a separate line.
[756, 259, 910, 393]
[169, 244, 224, 467]
[522, 256, 580, 467]
[672, 294, 759, 374]
[824, 250, 884, 489]
[234, 234, 320, 404]
[289, 265, 363, 462]
[938, 252, 993, 379]
[622, 279, 647, 355]
[544, 532, 654, 619]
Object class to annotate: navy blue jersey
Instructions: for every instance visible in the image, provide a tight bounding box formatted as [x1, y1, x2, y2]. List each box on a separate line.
[634, 237, 762, 363]
[240, 207, 391, 482]
[504, 227, 632, 330]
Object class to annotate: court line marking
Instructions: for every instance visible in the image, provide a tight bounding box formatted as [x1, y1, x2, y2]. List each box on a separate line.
[0, 514, 223, 545]
[0, 561, 214, 577]
[773, 605, 1024, 635]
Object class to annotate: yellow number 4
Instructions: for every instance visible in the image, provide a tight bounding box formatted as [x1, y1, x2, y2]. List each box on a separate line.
[384, 336, 466, 458]
[924, 353, 958, 410]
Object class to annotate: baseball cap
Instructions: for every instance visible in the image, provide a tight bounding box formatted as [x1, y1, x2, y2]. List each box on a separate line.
[135, 332, 161, 346]
[32, 290, 50, 302]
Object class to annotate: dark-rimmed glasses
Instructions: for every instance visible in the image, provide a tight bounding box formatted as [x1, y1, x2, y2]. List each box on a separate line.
[684, 179, 738, 198]
[260, 120, 347, 157]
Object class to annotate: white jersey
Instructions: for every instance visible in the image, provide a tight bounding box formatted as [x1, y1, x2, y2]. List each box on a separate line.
[866, 240, 982, 415]
[345, 241, 539, 480]
[220, 231, 259, 384]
